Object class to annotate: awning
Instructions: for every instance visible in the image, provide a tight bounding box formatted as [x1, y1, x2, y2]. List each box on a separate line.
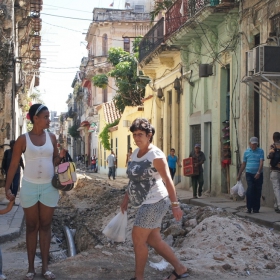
[80, 121, 90, 127]
[88, 122, 97, 133]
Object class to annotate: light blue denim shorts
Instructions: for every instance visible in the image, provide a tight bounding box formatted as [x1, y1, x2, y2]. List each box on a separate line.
[20, 179, 59, 208]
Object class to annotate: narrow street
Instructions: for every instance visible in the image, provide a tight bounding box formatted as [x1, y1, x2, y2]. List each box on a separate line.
[1, 172, 280, 280]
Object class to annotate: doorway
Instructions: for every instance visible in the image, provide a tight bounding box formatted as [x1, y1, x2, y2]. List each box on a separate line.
[204, 122, 212, 192]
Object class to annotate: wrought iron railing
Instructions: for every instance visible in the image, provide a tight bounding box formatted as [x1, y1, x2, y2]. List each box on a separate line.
[139, 17, 164, 62]
[165, 0, 188, 39]
[165, 0, 224, 39]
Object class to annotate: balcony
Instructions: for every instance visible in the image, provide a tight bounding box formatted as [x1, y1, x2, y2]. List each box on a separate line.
[139, 0, 238, 63]
[139, 17, 164, 62]
[93, 8, 150, 22]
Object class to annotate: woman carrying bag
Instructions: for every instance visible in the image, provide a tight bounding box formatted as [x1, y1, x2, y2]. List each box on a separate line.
[5, 104, 66, 280]
[120, 118, 188, 280]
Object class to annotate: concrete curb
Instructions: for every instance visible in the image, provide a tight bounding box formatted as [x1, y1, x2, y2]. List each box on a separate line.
[181, 197, 280, 232]
[0, 205, 24, 244]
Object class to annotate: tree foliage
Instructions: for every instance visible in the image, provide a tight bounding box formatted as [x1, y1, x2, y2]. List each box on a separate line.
[150, 0, 175, 22]
[92, 74, 108, 89]
[92, 38, 149, 113]
[68, 124, 80, 138]
[99, 119, 120, 150]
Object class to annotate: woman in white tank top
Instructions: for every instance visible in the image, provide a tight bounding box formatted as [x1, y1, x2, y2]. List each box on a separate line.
[4, 104, 66, 280]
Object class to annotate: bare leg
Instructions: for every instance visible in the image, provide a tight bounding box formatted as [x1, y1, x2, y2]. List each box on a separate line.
[23, 203, 40, 274]
[38, 202, 55, 274]
[132, 226, 153, 280]
[147, 228, 187, 280]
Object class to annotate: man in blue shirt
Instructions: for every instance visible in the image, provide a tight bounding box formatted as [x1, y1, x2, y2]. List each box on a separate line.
[237, 137, 264, 213]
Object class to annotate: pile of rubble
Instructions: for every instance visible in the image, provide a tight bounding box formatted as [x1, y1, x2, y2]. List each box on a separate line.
[52, 174, 280, 278]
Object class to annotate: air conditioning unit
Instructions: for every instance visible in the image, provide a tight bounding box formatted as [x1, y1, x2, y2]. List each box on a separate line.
[123, 120, 131, 127]
[253, 45, 280, 75]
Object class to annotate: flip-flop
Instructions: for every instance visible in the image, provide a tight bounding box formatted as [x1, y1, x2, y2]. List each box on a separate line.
[24, 272, 36, 280]
[167, 270, 189, 279]
[42, 271, 56, 280]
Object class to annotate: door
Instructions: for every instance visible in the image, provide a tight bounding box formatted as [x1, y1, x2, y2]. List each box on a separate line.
[204, 122, 212, 192]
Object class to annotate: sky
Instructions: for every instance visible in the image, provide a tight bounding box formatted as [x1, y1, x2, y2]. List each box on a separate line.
[38, 0, 125, 114]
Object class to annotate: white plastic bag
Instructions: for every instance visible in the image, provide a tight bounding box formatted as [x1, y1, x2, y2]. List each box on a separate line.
[230, 181, 240, 195]
[102, 211, 127, 242]
[237, 181, 245, 197]
[149, 259, 169, 271]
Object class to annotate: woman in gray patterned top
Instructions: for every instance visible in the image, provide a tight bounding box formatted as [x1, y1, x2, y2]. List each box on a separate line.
[121, 118, 188, 280]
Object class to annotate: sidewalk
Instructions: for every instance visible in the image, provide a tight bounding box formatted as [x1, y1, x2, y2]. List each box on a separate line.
[0, 187, 24, 244]
[1, 173, 280, 245]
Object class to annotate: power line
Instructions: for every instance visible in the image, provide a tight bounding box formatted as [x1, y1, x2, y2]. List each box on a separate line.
[43, 4, 92, 13]
[41, 12, 92, 21]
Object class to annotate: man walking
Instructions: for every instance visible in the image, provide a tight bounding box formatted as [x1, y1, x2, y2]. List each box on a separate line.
[107, 150, 116, 180]
[1, 140, 24, 197]
[237, 137, 264, 213]
[189, 144, 206, 198]
[267, 132, 280, 213]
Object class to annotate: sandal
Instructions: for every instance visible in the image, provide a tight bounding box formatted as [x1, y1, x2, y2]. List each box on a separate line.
[24, 272, 36, 280]
[167, 270, 189, 279]
[42, 271, 56, 279]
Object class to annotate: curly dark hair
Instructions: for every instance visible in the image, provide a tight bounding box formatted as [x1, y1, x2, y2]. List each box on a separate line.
[130, 118, 155, 143]
[29, 103, 48, 124]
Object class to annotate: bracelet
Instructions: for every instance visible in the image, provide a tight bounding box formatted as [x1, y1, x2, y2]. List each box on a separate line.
[171, 201, 180, 206]
[256, 172, 260, 174]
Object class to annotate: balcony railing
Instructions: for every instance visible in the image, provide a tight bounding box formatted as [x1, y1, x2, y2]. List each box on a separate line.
[165, 0, 188, 39]
[165, 0, 225, 39]
[93, 9, 150, 22]
[139, 17, 164, 62]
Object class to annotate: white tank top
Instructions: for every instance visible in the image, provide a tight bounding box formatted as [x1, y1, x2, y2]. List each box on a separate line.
[23, 132, 54, 184]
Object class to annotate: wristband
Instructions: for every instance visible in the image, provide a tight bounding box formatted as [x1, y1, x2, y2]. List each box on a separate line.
[171, 201, 180, 206]
[256, 172, 260, 175]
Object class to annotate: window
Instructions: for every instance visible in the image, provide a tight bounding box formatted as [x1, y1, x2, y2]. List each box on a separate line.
[271, 13, 280, 35]
[102, 87, 108, 103]
[123, 37, 130, 53]
[102, 34, 108, 56]
[135, 5, 144, 13]
[127, 135, 131, 153]
[168, 90, 172, 106]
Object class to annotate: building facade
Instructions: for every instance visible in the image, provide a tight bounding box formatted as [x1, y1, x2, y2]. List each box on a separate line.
[0, 0, 42, 186]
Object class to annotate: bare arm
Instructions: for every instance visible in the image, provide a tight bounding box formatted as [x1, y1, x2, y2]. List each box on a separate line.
[237, 162, 246, 181]
[254, 159, 264, 179]
[0, 201, 14, 214]
[153, 157, 183, 221]
[50, 133, 65, 166]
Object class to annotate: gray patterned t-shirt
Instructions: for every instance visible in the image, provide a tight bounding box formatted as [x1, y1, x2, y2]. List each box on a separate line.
[127, 145, 168, 208]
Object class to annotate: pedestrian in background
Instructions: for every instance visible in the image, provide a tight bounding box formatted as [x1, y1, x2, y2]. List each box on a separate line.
[167, 148, 180, 180]
[121, 118, 188, 280]
[189, 144, 206, 198]
[126, 147, 133, 168]
[267, 132, 280, 213]
[237, 137, 264, 214]
[0, 198, 15, 280]
[4, 104, 66, 280]
[107, 150, 116, 180]
[1, 140, 25, 197]
[91, 155, 97, 172]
